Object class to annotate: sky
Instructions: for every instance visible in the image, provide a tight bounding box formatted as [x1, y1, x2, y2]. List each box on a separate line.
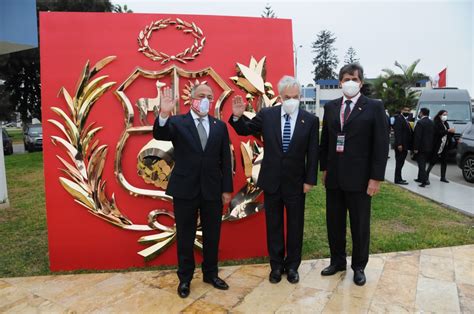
[113, 0, 474, 96]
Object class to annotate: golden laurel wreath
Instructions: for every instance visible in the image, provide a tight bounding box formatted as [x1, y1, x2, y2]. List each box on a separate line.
[137, 18, 206, 64]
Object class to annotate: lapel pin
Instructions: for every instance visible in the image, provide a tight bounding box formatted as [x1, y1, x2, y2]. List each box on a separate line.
[301, 119, 305, 123]
[213, 121, 217, 124]
[358, 107, 362, 111]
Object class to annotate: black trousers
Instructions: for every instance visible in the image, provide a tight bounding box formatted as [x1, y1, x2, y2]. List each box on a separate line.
[394, 149, 408, 182]
[173, 196, 222, 283]
[326, 188, 371, 271]
[416, 152, 429, 183]
[264, 190, 306, 271]
[427, 152, 448, 179]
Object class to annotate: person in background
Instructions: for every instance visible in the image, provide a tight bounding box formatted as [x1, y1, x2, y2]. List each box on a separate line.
[413, 107, 434, 187]
[426, 110, 455, 183]
[393, 107, 413, 184]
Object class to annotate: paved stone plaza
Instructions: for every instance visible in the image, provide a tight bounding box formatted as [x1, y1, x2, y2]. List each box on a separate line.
[1, 245, 472, 313]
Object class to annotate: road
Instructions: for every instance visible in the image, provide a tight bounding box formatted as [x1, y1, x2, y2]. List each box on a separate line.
[404, 156, 472, 187]
[12, 143, 26, 154]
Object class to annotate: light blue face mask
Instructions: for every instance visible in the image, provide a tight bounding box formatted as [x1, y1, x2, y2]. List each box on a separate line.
[199, 98, 210, 114]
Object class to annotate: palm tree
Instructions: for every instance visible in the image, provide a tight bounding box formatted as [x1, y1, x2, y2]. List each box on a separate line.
[370, 59, 429, 114]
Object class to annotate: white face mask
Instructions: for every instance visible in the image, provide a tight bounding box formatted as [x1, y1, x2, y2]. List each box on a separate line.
[282, 98, 299, 114]
[341, 80, 361, 98]
[441, 115, 448, 122]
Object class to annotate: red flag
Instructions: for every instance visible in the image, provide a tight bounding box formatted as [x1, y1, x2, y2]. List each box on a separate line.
[438, 68, 447, 87]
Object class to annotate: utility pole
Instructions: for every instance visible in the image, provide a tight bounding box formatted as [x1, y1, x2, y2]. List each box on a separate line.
[0, 130, 9, 209]
[294, 44, 302, 79]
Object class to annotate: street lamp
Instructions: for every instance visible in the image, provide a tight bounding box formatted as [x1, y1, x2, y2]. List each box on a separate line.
[293, 44, 302, 79]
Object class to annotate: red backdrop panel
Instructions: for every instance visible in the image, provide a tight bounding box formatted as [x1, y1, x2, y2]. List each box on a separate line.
[40, 12, 294, 271]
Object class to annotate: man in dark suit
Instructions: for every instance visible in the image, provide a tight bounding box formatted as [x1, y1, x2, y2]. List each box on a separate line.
[413, 107, 434, 187]
[229, 76, 319, 284]
[319, 63, 389, 286]
[153, 84, 233, 298]
[393, 107, 414, 184]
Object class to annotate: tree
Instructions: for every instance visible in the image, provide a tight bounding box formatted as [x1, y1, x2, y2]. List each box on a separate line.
[0, 0, 132, 124]
[1, 49, 41, 123]
[113, 4, 133, 13]
[311, 30, 339, 81]
[344, 46, 359, 64]
[261, 3, 276, 18]
[37, 0, 114, 12]
[370, 59, 429, 114]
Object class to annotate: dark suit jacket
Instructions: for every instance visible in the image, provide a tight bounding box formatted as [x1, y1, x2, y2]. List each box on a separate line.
[228, 106, 319, 195]
[431, 120, 453, 157]
[153, 112, 233, 200]
[319, 95, 389, 192]
[413, 116, 434, 154]
[393, 114, 413, 151]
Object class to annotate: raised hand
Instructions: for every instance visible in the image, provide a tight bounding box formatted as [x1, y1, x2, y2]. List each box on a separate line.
[160, 86, 174, 118]
[232, 95, 246, 118]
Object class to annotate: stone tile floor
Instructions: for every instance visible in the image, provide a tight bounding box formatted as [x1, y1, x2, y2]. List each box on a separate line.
[0, 245, 472, 313]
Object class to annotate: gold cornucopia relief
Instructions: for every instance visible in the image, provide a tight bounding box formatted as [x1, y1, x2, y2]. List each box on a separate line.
[50, 19, 277, 260]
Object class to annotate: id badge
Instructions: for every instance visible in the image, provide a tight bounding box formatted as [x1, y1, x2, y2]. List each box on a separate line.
[336, 133, 345, 153]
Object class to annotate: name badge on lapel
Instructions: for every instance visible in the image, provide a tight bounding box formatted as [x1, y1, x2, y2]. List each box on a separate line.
[336, 133, 345, 153]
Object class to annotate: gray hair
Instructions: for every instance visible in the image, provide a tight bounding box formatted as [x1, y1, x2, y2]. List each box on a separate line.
[190, 83, 210, 98]
[278, 75, 301, 95]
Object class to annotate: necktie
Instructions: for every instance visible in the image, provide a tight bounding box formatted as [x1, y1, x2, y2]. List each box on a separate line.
[282, 114, 291, 153]
[343, 99, 352, 123]
[196, 118, 207, 150]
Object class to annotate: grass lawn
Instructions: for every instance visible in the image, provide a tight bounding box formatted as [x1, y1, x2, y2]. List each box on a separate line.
[1, 152, 473, 278]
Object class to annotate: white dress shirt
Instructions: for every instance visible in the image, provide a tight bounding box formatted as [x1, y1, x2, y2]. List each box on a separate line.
[159, 110, 210, 136]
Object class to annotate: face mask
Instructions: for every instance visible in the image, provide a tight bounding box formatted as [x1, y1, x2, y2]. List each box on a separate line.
[341, 80, 361, 98]
[191, 98, 210, 116]
[441, 115, 448, 122]
[402, 112, 410, 117]
[282, 98, 299, 114]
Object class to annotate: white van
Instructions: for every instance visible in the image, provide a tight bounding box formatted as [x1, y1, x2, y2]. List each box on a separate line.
[415, 88, 472, 151]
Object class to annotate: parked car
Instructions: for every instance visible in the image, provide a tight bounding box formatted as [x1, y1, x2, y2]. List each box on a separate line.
[2, 128, 13, 155]
[456, 121, 474, 183]
[23, 124, 43, 152]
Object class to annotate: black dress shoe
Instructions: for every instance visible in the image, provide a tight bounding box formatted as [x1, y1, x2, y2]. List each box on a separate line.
[419, 183, 426, 187]
[395, 180, 409, 185]
[287, 269, 299, 284]
[414, 179, 421, 183]
[177, 282, 190, 298]
[353, 270, 366, 286]
[401, 179, 408, 183]
[269, 269, 283, 283]
[426, 180, 430, 185]
[321, 264, 346, 276]
[441, 178, 450, 183]
[203, 276, 229, 290]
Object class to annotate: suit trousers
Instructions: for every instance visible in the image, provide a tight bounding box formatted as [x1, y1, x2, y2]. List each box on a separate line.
[264, 190, 306, 271]
[416, 153, 429, 183]
[326, 188, 371, 270]
[394, 149, 408, 182]
[173, 196, 222, 283]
